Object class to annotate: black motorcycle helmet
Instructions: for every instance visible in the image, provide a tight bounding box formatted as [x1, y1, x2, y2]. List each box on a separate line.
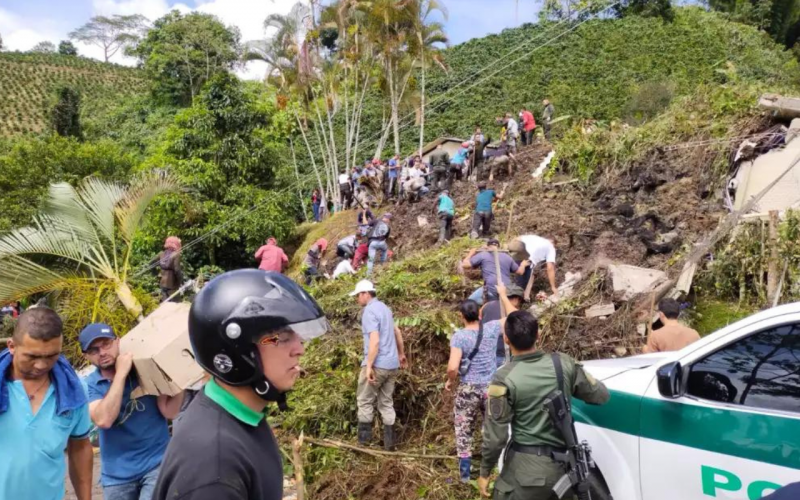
[189, 269, 329, 408]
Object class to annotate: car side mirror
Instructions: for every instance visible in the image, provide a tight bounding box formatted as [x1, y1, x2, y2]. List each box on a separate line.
[657, 361, 684, 399]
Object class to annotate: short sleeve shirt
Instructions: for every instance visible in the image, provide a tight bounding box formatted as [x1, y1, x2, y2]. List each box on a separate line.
[361, 299, 400, 370]
[469, 251, 519, 290]
[86, 370, 170, 486]
[0, 381, 92, 500]
[450, 326, 500, 385]
[518, 235, 557, 267]
[475, 190, 496, 212]
[437, 196, 455, 216]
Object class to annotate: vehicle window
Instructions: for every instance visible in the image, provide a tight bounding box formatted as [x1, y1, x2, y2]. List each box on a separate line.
[687, 323, 800, 413]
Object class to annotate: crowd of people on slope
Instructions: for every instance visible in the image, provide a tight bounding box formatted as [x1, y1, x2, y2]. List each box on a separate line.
[0, 96, 713, 500]
[324, 100, 557, 214]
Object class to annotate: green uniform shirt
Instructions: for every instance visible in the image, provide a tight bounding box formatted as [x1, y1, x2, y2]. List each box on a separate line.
[429, 150, 450, 167]
[480, 351, 609, 477]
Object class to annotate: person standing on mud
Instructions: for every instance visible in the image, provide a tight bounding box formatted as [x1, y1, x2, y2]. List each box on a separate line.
[478, 284, 610, 499]
[429, 144, 451, 192]
[507, 234, 559, 301]
[504, 113, 519, 153]
[366, 213, 392, 276]
[470, 182, 504, 238]
[436, 190, 455, 243]
[303, 238, 328, 285]
[157, 236, 183, 302]
[351, 280, 408, 451]
[445, 300, 501, 483]
[520, 107, 536, 146]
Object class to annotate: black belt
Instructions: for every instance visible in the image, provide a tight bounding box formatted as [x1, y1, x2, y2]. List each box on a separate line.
[511, 442, 566, 457]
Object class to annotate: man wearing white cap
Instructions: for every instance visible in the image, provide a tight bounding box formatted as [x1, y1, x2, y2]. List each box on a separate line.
[350, 280, 408, 451]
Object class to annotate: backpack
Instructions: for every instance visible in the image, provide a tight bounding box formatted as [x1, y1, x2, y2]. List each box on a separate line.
[369, 221, 390, 240]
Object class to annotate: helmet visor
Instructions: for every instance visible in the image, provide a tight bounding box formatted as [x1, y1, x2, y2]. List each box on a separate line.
[224, 278, 330, 342]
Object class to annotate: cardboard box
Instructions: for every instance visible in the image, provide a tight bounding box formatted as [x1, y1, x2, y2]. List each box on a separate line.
[120, 302, 205, 397]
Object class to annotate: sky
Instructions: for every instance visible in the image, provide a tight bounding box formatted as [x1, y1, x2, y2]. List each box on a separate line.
[0, 0, 540, 80]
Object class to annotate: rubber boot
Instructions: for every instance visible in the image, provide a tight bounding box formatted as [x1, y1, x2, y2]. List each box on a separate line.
[459, 457, 471, 483]
[383, 425, 396, 451]
[358, 422, 372, 445]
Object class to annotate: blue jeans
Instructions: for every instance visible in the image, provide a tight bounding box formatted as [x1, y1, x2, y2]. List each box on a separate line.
[468, 287, 498, 305]
[367, 240, 388, 275]
[103, 466, 160, 500]
[312, 202, 321, 222]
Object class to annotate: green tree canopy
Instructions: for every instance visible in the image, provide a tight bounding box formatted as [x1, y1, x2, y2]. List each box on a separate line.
[142, 73, 295, 268]
[69, 14, 148, 62]
[128, 10, 242, 106]
[30, 41, 56, 53]
[52, 86, 82, 139]
[58, 40, 79, 56]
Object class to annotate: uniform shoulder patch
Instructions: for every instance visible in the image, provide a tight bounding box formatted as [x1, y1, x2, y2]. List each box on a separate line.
[488, 384, 507, 397]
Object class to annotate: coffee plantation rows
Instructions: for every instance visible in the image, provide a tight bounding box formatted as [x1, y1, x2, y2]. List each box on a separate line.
[0, 52, 145, 136]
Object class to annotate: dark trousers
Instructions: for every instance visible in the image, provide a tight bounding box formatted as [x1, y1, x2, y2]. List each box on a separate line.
[472, 211, 492, 236]
[544, 122, 552, 140]
[522, 130, 534, 146]
[447, 164, 462, 190]
[516, 262, 532, 289]
[432, 167, 447, 191]
[438, 212, 453, 242]
[304, 266, 320, 285]
[386, 177, 397, 198]
[337, 245, 354, 259]
[340, 184, 353, 209]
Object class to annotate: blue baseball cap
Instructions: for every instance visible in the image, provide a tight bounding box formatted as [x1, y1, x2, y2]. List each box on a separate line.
[79, 323, 117, 352]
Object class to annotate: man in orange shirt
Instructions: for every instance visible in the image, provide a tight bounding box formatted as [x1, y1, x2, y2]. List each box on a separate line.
[643, 298, 701, 353]
[254, 237, 289, 273]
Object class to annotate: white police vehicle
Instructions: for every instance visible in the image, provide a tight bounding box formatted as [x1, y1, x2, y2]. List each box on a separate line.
[576, 303, 800, 500]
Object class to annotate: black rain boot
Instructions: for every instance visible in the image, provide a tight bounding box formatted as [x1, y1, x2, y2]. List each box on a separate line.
[383, 425, 396, 451]
[358, 422, 372, 445]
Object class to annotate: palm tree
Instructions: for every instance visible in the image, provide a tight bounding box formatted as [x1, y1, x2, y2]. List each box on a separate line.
[408, 0, 448, 156]
[0, 174, 181, 320]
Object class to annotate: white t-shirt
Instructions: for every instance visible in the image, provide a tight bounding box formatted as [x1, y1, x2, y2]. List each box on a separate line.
[507, 118, 519, 137]
[338, 173, 350, 184]
[408, 167, 423, 179]
[333, 260, 355, 279]
[519, 235, 556, 267]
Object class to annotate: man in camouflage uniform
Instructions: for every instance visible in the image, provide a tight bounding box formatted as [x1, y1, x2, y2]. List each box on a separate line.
[478, 284, 610, 499]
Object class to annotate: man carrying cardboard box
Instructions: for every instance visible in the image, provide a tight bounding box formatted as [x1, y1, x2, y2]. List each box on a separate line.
[81, 323, 185, 500]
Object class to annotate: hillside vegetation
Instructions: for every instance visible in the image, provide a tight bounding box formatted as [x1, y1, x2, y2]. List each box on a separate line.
[0, 52, 145, 136]
[373, 8, 799, 150]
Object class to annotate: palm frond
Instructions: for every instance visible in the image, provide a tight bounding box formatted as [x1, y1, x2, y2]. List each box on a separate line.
[77, 177, 127, 243]
[0, 255, 92, 303]
[116, 173, 182, 243]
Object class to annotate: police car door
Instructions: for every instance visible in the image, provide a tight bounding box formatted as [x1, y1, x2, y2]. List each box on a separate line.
[639, 317, 800, 500]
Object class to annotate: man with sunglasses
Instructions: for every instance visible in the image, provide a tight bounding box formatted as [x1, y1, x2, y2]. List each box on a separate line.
[154, 269, 330, 500]
[81, 323, 185, 500]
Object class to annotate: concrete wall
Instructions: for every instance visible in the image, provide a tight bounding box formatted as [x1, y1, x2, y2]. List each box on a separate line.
[422, 141, 463, 164]
[733, 136, 800, 212]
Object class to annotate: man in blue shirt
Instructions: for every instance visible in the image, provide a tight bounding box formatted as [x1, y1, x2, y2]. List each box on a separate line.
[386, 155, 399, 198]
[82, 323, 185, 500]
[350, 280, 408, 450]
[471, 182, 505, 238]
[436, 190, 455, 243]
[0, 307, 93, 500]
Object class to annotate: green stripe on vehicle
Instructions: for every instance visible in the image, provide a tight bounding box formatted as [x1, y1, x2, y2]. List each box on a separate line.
[572, 390, 800, 470]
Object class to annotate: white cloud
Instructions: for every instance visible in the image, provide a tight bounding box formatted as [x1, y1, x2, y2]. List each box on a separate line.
[0, 7, 64, 51]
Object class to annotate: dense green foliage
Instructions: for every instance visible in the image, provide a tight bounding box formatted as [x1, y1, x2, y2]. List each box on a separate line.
[136, 74, 296, 269]
[0, 52, 145, 136]
[51, 86, 82, 138]
[128, 10, 242, 106]
[58, 41, 78, 56]
[0, 136, 135, 232]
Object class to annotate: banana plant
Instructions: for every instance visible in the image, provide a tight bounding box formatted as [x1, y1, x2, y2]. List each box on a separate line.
[0, 174, 181, 321]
